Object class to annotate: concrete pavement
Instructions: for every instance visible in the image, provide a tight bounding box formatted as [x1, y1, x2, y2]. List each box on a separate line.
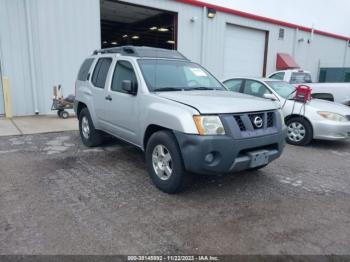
[0, 115, 78, 136]
[1, 131, 350, 255]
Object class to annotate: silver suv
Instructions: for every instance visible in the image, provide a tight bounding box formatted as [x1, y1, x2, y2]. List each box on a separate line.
[74, 46, 286, 193]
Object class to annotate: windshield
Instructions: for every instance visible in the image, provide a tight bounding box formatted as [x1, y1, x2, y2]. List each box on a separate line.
[290, 72, 312, 84]
[266, 81, 296, 99]
[138, 59, 226, 91]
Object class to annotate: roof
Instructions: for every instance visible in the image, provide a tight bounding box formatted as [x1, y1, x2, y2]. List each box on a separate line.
[176, 0, 350, 42]
[93, 46, 188, 60]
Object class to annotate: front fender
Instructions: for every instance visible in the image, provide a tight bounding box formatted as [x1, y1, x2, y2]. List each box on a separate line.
[140, 100, 200, 146]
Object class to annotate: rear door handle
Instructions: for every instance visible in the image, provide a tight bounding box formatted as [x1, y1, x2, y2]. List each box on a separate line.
[105, 95, 112, 101]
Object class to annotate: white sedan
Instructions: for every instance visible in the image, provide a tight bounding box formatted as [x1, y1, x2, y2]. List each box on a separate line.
[223, 78, 350, 146]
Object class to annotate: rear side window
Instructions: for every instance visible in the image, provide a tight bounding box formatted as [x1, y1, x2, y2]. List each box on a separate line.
[92, 58, 112, 88]
[224, 79, 243, 92]
[111, 61, 137, 93]
[269, 72, 285, 80]
[290, 72, 312, 84]
[77, 58, 94, 81]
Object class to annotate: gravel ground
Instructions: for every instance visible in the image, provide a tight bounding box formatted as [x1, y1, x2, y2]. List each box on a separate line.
[0, 131, 349, 255]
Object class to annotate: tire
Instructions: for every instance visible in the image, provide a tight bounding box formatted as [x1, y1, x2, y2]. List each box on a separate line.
[146, 130, 191, 194]
[78, 108, 103, 147]
[57, 110, 63, 117]
[286, 117, 313, 146]
[60, 111, 69, 119]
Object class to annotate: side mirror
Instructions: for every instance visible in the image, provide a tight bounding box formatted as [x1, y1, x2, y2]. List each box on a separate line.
[122, 80, 137, 95]
[263, 93, 277, 101]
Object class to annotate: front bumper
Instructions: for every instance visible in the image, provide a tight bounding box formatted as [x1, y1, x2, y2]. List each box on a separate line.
[174, 130, 286, 175]
[313, 120, 350, 141]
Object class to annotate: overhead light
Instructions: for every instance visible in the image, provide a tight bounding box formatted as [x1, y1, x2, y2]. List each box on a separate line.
[167, 40, 175, 44]
[132, 36, 139, 39]
[122, 35, 128, 38]
[103, 41, 108, 44]
[111, 41, 118, 45]
[207, 8, 216, 18]
[150, 26, 158, 31]
[158, 27, 169, 32]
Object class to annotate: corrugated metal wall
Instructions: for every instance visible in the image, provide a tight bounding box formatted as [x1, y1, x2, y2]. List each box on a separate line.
[0, 0, 349, 116]
[0, 0, 100, 116]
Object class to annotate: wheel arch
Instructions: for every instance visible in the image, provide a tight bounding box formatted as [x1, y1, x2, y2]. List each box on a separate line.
[143, 124, 172, 151]
[285, 114, 314, 137]
[76, 102, 87, 118]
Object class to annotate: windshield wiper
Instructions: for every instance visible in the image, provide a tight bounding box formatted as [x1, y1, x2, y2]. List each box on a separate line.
[185, 87, 216, 91]
[153, 87, 184, 92]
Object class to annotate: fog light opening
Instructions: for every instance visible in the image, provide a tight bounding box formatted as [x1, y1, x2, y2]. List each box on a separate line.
[205, 153, 215, 163]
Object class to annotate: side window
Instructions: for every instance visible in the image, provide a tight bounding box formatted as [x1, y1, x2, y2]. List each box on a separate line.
[224, 79, 243, 92]
[269, 72, 285, 80]
[77, 58, 94, 81]
[91, 58, 112, 89]
[111, 60, 137, 93]
[243, 80, 271, 98]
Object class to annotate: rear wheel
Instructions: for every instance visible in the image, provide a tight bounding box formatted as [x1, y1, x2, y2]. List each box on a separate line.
[286, 117, 313, 146]
[79, 108, 103, 147]
[146, 130, 191, 193]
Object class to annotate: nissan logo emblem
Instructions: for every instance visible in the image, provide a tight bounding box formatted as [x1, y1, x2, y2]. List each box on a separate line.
[254, 116, 263, 128]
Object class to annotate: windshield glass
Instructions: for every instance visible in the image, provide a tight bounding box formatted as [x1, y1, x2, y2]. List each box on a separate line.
[138, 59, 226, 91]
[266, 81, 296, 99]
[290, 72, 312, 84]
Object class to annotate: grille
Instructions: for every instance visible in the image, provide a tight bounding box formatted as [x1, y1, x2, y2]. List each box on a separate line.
[232, 111, 276, 133]
[234, 115, 246, 131]
[267, 112, 274, 128]
[248, 113, 264, 129]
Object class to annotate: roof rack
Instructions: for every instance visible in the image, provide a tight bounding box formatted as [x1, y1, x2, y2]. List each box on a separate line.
[92, 46, 188, 60]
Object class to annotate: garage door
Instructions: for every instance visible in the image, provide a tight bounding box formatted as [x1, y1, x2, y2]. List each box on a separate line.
[223, 24, 266, 79]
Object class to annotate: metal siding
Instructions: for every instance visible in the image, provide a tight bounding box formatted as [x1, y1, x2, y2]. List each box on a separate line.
[0, 0, 34, 116]
[0, 0, 100, 116]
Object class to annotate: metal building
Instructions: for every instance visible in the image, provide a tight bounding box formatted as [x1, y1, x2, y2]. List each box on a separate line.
[0, 0, 349, 116]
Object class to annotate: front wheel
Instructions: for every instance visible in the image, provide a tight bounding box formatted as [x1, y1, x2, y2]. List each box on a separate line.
[286, 117, 313, 146]
[146, 131, 191, 194]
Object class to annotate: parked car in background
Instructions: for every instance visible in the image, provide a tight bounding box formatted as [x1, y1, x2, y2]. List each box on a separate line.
[223, 78, 350, 146]
[268, 69, 350, 106]
[74, 46, 286, 193]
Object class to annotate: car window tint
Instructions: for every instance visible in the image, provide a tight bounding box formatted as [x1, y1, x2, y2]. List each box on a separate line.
[111, 60, 137, 93]
[269, 72, 285, 80]
[243, 80, 271, 98]
[92, 58, 112, 89]
[224, 79, 242, 92]
[77, 58, 94, 81]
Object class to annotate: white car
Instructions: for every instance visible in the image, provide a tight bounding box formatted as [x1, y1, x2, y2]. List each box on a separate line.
[223, 78, 350, 146]
[268, 69, 350, 106]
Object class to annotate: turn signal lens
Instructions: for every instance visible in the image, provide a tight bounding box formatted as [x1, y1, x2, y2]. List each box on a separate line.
[193, 115, 226, 135]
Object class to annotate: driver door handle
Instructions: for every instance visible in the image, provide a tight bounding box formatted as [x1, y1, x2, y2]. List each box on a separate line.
[105, 95, 112, 101]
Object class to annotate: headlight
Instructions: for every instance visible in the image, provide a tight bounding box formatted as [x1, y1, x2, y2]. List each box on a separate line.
[278, 109, 285, 125]
[193, 115, 226, 135]
[317, 111, 348, 122]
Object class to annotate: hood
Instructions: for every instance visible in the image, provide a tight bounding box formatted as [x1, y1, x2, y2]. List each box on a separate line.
[308, 99, 350, 115]
[156, 91, 279, 114]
